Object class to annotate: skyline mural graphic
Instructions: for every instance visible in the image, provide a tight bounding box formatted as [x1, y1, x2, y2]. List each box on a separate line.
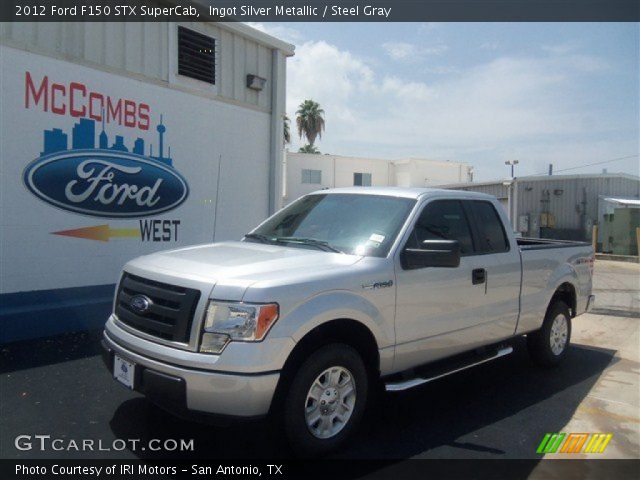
[41, 115, 173, 167]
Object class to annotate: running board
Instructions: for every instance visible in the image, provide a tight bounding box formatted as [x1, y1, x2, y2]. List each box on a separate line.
[385, 346, 514, 392]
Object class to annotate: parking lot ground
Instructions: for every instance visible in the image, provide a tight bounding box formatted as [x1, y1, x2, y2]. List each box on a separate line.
[544, 260, 640, 460]
[1, 260, 638, 464]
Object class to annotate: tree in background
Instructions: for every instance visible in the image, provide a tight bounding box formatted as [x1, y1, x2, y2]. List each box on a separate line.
[284, 115, 291, 145]
[298, 144, 320, 154]
[296, 99, 325, 147]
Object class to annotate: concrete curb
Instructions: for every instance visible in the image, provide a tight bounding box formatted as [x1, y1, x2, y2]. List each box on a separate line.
[595, 253, 640, 264]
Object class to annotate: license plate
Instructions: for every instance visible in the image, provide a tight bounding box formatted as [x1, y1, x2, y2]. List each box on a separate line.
[113, 354, 135, 389]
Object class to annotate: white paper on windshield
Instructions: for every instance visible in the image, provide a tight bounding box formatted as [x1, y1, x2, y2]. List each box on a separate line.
[369, 233, 385, 244]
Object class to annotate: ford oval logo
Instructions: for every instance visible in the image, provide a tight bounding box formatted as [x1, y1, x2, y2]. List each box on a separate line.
[130, 294, 152, 314]
[23, 150, 189, 218]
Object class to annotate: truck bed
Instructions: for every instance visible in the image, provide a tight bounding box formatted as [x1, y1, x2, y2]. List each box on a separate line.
[516, 237, 593, 335]
[517, 237, 591, 250]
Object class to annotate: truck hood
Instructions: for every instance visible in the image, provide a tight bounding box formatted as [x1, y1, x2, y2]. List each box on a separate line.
[126, 241, 363, 288]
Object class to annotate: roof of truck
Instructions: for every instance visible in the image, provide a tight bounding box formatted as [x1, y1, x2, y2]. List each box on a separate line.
[310, 186, 496, 200]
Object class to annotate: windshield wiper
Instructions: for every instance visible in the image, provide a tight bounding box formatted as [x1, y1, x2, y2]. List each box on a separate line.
[275, 236, 343, 254]
[243, 233, 273, 244]
[245, 233, 344, 253]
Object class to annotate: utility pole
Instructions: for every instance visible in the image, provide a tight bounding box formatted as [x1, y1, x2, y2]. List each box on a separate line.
[505, 159, 519, 178]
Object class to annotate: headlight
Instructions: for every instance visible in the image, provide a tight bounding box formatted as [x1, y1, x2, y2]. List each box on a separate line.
[199, 301, 279, 353]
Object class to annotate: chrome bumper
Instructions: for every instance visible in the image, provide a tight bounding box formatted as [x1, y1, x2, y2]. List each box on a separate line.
[102, 331, 280, 417]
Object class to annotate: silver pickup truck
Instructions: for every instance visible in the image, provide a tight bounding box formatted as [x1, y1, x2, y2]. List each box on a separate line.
[102, 187, 594, 455]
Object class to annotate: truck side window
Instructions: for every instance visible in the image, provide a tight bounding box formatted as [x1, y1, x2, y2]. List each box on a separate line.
[409, 200, 475, 254]
[467, 201, 510, 253]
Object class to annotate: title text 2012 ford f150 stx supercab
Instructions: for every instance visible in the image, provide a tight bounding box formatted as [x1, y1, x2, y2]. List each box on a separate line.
[102, 188, 594, 455]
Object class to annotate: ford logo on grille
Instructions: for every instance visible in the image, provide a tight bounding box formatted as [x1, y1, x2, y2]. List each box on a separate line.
[130, 295, 152, 314]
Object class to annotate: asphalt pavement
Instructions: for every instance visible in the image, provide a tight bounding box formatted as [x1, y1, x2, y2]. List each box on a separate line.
[1, 260, 638, 463]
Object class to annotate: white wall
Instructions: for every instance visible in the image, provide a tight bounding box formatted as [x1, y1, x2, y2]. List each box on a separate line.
[284, 153, 335, 200]
[284, 153, 472, 204]
[0, 20, 282, 112]
[0, 45, 273, 294]
[334, 156, 392, 188]
[391, 158, 473, 187]
[284, 153, 393, 203]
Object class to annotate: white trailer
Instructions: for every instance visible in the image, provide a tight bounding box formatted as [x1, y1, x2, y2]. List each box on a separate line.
[0, 20, 294, 342]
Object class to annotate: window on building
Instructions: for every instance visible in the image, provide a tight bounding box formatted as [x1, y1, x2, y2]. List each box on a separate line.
[354, 172, 372, 186]
[301, 169, 322, 184]
[178, 27, 216, 85]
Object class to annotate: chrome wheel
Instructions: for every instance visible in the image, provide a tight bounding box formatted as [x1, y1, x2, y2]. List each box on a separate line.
[304, 366, 356, 439]
[550, 314, 568, 355]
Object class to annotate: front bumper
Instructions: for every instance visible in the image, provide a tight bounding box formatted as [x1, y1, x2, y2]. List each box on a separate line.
[102, 331, 280, 418]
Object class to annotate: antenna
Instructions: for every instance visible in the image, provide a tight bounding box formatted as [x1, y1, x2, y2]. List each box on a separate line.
[212, 154, 223, 242]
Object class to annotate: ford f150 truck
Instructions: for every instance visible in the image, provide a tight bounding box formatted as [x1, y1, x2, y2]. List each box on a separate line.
[102, 187, 594, 455]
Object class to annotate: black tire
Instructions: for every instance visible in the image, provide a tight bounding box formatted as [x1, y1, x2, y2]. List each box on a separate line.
[283, 343, 368, 457]
[527, 301, 572, 367]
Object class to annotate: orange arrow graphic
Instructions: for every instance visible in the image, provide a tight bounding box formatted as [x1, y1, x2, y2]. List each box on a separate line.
[51, 224, 140, 242]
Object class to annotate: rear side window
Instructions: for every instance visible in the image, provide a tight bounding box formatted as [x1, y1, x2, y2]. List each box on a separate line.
[408, 200, 475, 255]
[467, 201, 510, 253]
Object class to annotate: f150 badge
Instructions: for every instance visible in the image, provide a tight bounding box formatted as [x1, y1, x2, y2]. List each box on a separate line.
[362, 280, 394, 290]
[23, 116, 188, 218]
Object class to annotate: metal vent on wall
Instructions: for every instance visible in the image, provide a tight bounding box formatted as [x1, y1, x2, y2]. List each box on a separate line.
[178, 26, 216, 85]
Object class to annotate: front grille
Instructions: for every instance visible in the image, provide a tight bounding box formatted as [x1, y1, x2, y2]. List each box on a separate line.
[115, 273, 201, 343]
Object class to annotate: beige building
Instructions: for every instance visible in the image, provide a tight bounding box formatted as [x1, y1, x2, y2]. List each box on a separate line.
[284, 152, 473, 204]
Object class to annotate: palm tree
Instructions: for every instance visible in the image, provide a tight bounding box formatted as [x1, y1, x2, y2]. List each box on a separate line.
[298, 144, 320, 154]
[296, 100, 325, 146]
[283, 115, 291, 145]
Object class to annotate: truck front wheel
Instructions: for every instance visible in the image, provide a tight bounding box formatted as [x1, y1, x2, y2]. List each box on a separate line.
[283, 343, 368, 457]
[527, 300, 572, 367]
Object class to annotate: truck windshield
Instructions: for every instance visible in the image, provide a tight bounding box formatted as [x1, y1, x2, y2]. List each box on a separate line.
[247, 194, 416, 257]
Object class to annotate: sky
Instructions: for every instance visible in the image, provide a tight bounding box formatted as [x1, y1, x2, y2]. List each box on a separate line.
[248, 22, 639, 182]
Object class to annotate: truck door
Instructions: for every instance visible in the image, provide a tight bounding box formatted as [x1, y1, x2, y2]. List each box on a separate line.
[462, 199, 521, 338]
[393, 199, 489, 371]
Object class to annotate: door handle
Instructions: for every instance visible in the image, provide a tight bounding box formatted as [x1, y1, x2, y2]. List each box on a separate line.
[472, 268, 486, 285]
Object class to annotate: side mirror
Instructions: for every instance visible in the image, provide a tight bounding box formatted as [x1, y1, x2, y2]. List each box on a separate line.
[401, 239, 461, 269]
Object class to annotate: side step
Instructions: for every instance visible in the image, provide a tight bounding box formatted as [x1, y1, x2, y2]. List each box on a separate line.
[385, 345, 514, 392]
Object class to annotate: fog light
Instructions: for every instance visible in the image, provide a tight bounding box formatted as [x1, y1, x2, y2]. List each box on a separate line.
[200, 332, 229, 354]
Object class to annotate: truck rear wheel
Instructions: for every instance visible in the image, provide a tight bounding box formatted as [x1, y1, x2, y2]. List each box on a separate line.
[527, 301, 572, 367]
[283, 343, 368, 457]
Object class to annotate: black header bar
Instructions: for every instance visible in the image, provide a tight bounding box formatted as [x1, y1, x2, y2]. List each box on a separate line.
[1, 0, 639, 22]
[3, 459, 640, 480]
